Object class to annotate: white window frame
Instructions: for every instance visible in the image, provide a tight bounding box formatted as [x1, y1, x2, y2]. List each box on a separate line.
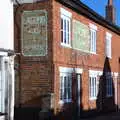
[59, 67, 83, 104]
[106, 72, 113, 97]
[89, 23, 97, 54]
[60, 72, 72, 103]
[106, 32, 112, 58]
[89, 74, 98, 100]
[59, 67, 73, 104]
[0, 57, 8, 113]
[60, 8, 72, 47]
[89, 70, 102, 100]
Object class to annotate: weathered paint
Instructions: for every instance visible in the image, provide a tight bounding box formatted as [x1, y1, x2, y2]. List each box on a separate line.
[72, 20, 90, 52]
[21, 10, 48, 56]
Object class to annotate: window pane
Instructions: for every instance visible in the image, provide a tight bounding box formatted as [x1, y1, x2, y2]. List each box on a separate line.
[61, 18, 63, 43]
[90, 29, 96, 53]
[61, 31, 63, 43]
[68, 88, 71, 99]
[61, 14, 71, 46]
[89, 76, 98, 98]
[60, 72, 72, 102]
[67, 20, 69, 44]
[61, 18, 63, 30]
[64, 19, 66, 43]
[60, 76, 63, 100]
[90, 77, 92, 97]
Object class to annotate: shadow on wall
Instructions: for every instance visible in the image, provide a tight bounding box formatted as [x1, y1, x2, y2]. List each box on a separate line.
[14, 94, 54, 120]
[53, 57, 117, 120]
[81, 57, 117, 118]
[96, 57, 115, 112]
[14, 57, 119, 120]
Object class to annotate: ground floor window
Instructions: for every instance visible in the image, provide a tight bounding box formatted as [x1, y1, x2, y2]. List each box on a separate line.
[89, 70, 102, 100]
[60, 72, 72, 103]
[106, 75, 113, 97]
[89, 76, 98, 99]
[0, 60, 3, 112]
[0, 58, 5, 113]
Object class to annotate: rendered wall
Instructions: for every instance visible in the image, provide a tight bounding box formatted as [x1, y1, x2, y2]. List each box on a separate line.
[0, 0, 13, 51]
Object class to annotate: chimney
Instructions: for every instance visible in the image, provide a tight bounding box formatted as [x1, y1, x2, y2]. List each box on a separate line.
[106, 0, 115, 23]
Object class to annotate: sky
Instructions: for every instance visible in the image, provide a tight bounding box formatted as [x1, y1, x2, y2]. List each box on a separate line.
[81, 0, 120, 26]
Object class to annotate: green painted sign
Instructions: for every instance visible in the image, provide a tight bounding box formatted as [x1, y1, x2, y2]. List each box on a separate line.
[72, 20, 90, 52]
[21, 10, 47, 56]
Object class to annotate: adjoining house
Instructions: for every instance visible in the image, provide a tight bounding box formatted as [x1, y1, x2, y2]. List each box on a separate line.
[0, 0, 14, 120]
[14, 0, 120, 119]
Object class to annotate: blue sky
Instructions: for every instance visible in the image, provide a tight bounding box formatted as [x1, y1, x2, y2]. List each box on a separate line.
[81, 0, 120, 26]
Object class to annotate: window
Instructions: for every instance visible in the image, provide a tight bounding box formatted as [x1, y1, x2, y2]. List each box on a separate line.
[0, 60, 2, 112]
[60, 72, 72, 103]
[59, 67, 83, 104]
[89, 76, 98, 99]
[60, 8, 72, 47]
[106, 32, 112, 58]
[106, 74, 113, 97]
[89, 24, 97, 53]
[89, 70, 102, 100]
[0, 58, 7, 113]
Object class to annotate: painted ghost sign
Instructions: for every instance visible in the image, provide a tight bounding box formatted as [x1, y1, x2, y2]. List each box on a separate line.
[72, 20, 90, 52]
[21, 10, 47, 56]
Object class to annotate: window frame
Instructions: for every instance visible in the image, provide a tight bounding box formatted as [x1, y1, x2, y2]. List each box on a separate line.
[60, 72, 72, 103]
[89, 70, 102, 100]
[60, 8, 72, 47]
[89, 23, 97, 54]
[59, 67, 83, 104]
[106, 73, 113, 97]
[106, 32, 112, 58]
[89, 75, 98, 100]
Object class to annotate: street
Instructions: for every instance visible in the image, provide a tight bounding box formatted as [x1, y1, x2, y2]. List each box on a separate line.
[81, 112, 120, 120]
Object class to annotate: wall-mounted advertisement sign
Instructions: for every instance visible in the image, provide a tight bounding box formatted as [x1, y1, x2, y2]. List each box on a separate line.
[21, 10, 47, 56]
[72, 20, 90, 52]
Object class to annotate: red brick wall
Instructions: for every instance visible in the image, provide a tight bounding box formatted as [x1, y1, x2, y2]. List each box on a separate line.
[14, 0, 120, 115]
[14, 0, 54, 107]
[52, 0, 120, 113]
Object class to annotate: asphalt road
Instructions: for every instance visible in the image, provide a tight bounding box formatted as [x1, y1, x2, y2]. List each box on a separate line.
[81, 112, 120, 120]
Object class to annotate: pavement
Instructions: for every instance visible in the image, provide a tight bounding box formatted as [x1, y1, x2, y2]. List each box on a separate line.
[81, 112, 120, 120]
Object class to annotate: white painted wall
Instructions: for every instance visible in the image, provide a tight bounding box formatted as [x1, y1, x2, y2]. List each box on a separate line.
[0, 0, 13, 50]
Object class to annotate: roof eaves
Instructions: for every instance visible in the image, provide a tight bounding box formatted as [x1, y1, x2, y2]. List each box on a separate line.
[56, 0, 120, 35]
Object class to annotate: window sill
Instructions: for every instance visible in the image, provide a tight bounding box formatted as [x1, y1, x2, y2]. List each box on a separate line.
[59, 99, 72, 105]
[90, 52, 97, 55]
[106, 95, 113, 98]
[89, 97, 97, 101]
[106, 55, 112, 59]
[60, 45, 98, 56]
[61, 43, 72, 48]
[106, 56, 112, 59]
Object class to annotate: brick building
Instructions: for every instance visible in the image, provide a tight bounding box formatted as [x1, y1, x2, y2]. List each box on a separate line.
[14, 0, 120, 119]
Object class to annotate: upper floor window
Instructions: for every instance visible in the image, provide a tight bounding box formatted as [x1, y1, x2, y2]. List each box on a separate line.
[106, 32, 112, 58]
[89, 23, 97, 53]
[60, 8, 72, 47]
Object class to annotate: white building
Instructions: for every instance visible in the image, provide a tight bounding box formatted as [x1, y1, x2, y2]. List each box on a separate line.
[0, 0, 14, 120]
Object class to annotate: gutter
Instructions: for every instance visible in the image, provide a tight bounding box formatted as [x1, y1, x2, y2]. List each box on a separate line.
[56, 0, 120, 35]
